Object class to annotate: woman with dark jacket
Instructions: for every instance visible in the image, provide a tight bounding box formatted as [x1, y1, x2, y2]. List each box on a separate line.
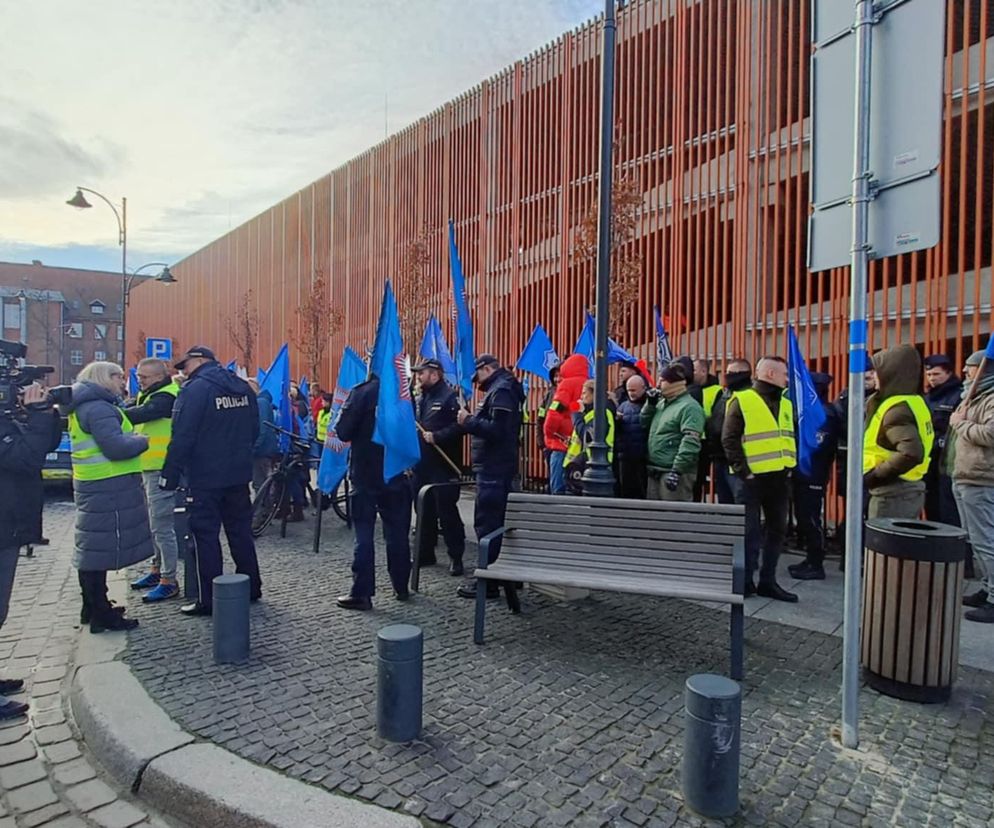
[69, 362, 153, 633]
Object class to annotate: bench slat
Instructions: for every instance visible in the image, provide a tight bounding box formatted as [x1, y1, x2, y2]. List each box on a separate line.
[499, 546, 734, 576]
[506, 520, 740, 547]
[476, 565, 742, 604]
[505, 508, 744, 533]
[507, 492, 746, 517]
[503, 532, 735, 561]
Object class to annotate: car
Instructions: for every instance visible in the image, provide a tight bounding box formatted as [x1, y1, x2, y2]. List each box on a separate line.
[42, 431, 72, 483]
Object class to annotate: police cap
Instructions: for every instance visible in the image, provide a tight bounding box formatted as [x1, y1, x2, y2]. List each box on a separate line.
[174, 345, 216, 370]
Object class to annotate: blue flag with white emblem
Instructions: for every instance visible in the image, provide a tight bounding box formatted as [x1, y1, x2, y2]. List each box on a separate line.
[448, 220, 476, 399]
[516, 324, 559, 381]
[225, 359, 237, 373]
[419, 315, 458, 385]
[261, 344, 291, 452]
[371, 281, 421, 481]
[127, 367, 139, 398]
[654, 306, 673, 368]
[787, 325, 826, 478]
[317, 346, 366, 494]
[573, 313, 636, 376]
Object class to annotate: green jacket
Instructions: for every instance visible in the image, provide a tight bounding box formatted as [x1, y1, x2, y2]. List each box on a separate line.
[640, 391, 705, 473]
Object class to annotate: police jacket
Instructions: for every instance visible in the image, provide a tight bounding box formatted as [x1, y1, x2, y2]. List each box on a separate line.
[462, 367, 524, 479]
[0, 406, 61, 548]
[160, 361, 259, 490]
[926, 375, 963, 454]
[123, 377, 176, 426]
[336, 375, 405, 491]
[416, 380, 462, 480]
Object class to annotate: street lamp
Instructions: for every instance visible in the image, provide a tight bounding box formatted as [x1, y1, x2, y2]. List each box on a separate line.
[65, 185, 129, 349]
[127, 263, 176, 305]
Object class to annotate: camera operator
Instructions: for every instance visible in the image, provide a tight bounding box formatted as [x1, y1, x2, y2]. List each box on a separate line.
[0, 383, 61, 719]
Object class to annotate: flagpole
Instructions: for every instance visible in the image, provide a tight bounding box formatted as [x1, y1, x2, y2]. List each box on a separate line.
[414, 422, 463, 477]
[582, 0, 618, 498]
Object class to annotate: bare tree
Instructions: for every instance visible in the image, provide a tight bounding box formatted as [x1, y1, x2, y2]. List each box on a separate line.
[225, 291, 260, 373]
[395, 231, 433, 355]
[289, 271, 343, 382]
[573, 160, 644, 342]
[132, 330, 147, 365]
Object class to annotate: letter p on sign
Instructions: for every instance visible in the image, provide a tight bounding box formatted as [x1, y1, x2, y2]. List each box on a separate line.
[146, 338, 172, 360]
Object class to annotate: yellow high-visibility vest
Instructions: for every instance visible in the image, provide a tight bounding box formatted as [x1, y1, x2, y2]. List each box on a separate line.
[565, 408, 616, 464]
[317, 409, 331, 443]
[736, 389, 796, 474]
[69, 409, 143, 482]
[863, 395, 934, 481]
[702, 384, 721, 418]
[133, 382, 180, 472]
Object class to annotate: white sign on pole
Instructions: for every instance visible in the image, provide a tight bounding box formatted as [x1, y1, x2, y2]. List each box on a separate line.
[146, 338, 173, 361]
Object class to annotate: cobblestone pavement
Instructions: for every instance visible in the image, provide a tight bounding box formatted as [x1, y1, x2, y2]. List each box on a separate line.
[0, 493, 174, 828]
[117, 503, 994, 828]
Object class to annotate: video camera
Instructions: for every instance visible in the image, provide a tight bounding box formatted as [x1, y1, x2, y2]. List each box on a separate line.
[0, 339, 71, 414]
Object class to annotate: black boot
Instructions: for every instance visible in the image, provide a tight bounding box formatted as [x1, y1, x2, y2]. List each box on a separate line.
[90, 613, 139, 634]
[788, 561, 826, 581]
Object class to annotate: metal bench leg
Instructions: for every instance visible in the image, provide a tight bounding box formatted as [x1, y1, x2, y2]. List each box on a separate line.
[730, 603, 744, 681]
[504, 581, 520, 614]
[474, 578, 487, 644]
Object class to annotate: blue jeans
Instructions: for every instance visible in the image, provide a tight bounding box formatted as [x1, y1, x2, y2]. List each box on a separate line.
[548, 451, 567, 495]
[349, 477, 412, 598]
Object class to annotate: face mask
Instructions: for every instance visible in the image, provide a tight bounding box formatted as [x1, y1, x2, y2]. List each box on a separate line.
[725, 371, 751, 390]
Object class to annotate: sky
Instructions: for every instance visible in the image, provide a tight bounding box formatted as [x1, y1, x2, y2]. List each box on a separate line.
[0, 0, 602, 275]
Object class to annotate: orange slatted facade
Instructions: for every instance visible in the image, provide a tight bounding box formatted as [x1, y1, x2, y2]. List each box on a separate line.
[131, 0, 993, 409]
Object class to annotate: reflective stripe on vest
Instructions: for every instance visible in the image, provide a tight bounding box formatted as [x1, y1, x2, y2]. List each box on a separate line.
[317, 409, 331, 443]
[702, 384, 721, 418]
[736, 389, 796, 473]
[863, 395, 934, 482]
[565, 408, 616, 464]
[133, 382, 180, 471]
[69, 409, 143, 481]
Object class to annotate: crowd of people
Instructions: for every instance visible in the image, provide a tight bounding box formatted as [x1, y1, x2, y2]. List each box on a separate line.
[1, 335, 992, 720]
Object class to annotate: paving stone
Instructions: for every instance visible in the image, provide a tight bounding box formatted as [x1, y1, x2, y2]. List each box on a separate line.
[0, 738, 36, 765]
[34, 723, 73, 745]
[0, 723, 29, 745]
[89, 799, 147, 828]
[42, 739, 82, 764]
[64, 778, 118, 812]
[7, 779, 59, 813]
[0, 758, 47, 789]
[19, 802, 72, 827]
[44, 817, 90, 828]
[51, 757, 98, 786]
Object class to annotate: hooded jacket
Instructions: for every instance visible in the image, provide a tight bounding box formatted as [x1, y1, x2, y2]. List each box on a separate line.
[864, 345, 928, 489]
[543, 354, 589, 453]
[462, 367, 525, 479]
[68, 381, 153, 571]
[948, 365, 994, 486]
[161, 361, 259, 490]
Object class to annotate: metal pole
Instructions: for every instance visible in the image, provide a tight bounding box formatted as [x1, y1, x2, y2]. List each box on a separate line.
[582, 0, 618, 498]
[121, 196, 128, 363]
[842, 0, 874, 750]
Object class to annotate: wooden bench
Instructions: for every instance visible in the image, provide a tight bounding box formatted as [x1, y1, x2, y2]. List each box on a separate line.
[473, 493, 747, 679]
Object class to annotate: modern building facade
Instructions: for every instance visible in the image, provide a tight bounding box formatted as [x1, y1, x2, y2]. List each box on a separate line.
[0, 261, 126, 382]
[128, 0, 993, 391]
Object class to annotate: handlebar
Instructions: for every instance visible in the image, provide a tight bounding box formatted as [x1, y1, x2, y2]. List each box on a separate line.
[264, 420, 317, 451]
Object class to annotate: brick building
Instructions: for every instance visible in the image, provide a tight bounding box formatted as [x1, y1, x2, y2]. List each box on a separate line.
[0, 261, 126, 383]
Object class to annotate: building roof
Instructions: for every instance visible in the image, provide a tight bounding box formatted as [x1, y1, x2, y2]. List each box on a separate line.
[0, 286, 66, 302]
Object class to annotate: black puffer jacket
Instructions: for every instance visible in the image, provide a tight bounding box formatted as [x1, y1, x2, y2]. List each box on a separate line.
[462, 368, 524, 479]
[0, 407, 61, 548]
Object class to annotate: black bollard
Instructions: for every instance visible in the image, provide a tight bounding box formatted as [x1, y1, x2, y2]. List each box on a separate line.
[213, 574, 250, 664]
[683, 673, 740, 818]
[377, 624, 423, 742]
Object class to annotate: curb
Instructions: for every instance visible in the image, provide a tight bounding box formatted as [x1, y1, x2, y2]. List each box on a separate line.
[69, 579, 419, 828]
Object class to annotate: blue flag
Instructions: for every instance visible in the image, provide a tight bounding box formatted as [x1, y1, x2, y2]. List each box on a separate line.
[986, 331, 994, 360]
[448, 220, 476, 399]
[256, 367, 266, 385]
[225, 359, 237, 373]
[419, 315, 458, 385]
[261, 344, 291, 452]
[299, 376, 309, 402]
[127, 367, 139, 398]
[371, 281, 421, 481]
[317, 347, 366, 494]
[654, 306, 673, 368]
[573, 313, 636, 376]
[516, 324, 559, 380]
[787, 326, 827, 478]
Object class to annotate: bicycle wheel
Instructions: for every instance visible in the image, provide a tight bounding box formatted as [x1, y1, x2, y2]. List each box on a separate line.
[251, 472, 286, 537]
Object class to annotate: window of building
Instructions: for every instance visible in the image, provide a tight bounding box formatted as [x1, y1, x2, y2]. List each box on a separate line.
[94, 323, 107, 340]
[2, 302, 20, 331]
[116, 325, 124, 341]
[94, 350, 106, 361]
[72, 299, 80, 310]
[70, 350, 83, 366]
[90, 301, 105, 315]
[116, 351, 123, 363]
[116, 303, 123, 312]
[67, 322, 83, 338]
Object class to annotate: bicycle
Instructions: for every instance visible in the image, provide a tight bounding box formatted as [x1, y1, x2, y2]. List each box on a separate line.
[251, 423, 349, 537]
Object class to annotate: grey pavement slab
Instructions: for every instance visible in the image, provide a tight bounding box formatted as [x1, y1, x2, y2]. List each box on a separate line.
[70, 661, 194, 789]
[142, 743, 419, 828]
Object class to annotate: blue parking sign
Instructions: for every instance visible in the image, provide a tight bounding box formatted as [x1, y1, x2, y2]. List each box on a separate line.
[146, 338, 172, 360]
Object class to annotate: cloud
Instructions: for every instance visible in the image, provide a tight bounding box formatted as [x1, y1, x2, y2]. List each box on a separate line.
[0, 0, 601, 261]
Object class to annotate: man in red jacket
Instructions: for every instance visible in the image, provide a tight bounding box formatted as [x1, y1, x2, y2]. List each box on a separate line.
[543, 354, 589, 494]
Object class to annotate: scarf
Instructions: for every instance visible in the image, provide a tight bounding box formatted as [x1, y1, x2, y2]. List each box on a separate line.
[661, 380, 687, 401]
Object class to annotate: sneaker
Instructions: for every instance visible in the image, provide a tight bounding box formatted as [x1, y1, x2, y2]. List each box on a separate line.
[0, 700, 29, 720]
[131, 572, 161, 590]
[964, 602, 994, 623]
[142, 582, 180, 603]
[963, 589, 989, 608]
[457, 579, 499, 600]
[0, 678, 24, 694]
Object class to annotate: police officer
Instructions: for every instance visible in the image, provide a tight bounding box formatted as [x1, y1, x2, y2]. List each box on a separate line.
[923, 354, 963, 525]
[414, 359, 466, 575]
[334, 372, 413, 609]
[124, 358, 181, 602]
[455, 354, 524, 599]
[159, 346, 263, 616]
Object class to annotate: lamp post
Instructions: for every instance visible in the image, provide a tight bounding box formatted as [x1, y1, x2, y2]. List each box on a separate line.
[581, 0, 619, 497]
[66, 186, 128, 349]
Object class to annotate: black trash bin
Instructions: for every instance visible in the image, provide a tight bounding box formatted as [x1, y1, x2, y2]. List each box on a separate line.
[861, 518, 967, 703]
